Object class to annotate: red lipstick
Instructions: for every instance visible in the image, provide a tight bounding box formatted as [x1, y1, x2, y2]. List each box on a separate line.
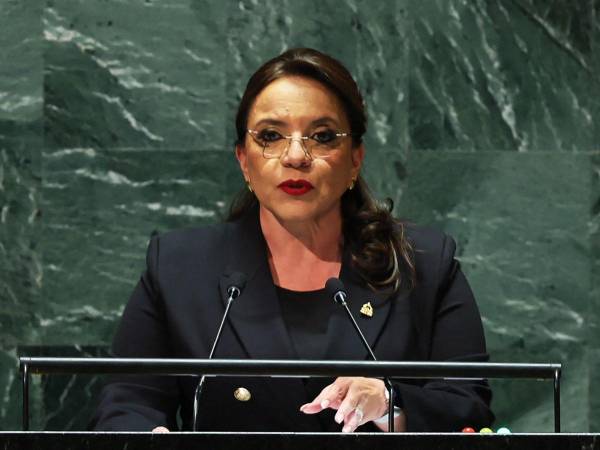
[278, 179, 314, 196]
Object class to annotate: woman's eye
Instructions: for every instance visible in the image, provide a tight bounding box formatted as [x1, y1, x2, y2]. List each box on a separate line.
[312, 130, 337, 144]
[258, 130, 283, 142]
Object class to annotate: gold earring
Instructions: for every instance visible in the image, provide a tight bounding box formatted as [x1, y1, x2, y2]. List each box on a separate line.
[246, 180, 253, 193]
[349, 177, 356, 190]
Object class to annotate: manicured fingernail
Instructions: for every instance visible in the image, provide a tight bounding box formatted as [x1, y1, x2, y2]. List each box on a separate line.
[335, 412, 343, 423]
[342, 425, 351, 433]
[320, 399, 330, 408]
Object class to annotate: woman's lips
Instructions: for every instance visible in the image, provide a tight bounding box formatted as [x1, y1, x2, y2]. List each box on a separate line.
[278, 179, 314, 196]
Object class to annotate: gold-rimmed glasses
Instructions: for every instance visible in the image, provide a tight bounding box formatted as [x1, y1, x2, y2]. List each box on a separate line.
[247, 128, 352, 159]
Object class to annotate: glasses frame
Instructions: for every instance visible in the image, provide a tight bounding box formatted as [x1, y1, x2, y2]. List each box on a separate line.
[246, 128, 353, 160]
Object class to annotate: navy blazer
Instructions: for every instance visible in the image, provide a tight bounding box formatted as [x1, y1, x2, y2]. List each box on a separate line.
[90, 209, 494, 432]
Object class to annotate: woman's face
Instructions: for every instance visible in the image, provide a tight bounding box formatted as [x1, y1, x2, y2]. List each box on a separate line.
[236, 76, 364, 225]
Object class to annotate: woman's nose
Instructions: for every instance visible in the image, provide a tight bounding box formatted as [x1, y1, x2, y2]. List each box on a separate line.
[281, 138, 311, 168]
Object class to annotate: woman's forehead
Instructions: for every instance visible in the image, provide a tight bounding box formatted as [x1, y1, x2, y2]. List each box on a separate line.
[248, 76, 349, 127]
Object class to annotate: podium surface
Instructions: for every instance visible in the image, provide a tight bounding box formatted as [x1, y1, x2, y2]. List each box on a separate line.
[1, 432, 599, 450]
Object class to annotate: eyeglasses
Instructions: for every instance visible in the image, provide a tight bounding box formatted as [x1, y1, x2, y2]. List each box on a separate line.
[246, 128, 352, 159]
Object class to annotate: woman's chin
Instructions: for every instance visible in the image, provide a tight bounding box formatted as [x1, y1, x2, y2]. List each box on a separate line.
[261, 203, 341, 229]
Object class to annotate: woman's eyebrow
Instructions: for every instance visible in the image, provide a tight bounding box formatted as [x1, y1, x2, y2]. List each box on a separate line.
[311, 116, 339, 127]
[253, 116, 340, 128]
[253, 118, 287, 128]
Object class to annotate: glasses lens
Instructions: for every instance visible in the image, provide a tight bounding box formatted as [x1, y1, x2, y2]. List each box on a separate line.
[307, 132, 344, 158]
[251, 129, 286, 158]
[263, 139, 287, 158]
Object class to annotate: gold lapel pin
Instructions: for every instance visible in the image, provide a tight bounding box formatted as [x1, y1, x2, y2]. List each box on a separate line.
[234, 387, 251, 402]
[360, 302, 373, 318]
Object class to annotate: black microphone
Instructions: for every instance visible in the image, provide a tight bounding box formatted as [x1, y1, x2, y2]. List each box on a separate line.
[192, 271, 247, 431]
[325, 277, 396, 432]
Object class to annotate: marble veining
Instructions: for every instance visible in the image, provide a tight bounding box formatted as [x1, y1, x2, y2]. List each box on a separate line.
[408, 0, 596, 151]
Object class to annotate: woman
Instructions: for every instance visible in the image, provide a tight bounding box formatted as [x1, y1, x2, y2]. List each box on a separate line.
[91, 48, 493, 433]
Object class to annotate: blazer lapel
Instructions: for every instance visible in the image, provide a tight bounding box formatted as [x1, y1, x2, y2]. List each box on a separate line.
[323, 252, 395, 360]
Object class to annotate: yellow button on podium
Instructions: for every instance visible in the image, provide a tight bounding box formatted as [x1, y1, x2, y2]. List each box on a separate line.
[234, 387, 251, 401]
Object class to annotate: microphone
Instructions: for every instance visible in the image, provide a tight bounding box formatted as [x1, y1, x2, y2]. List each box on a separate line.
[225, 271, 246, 301]
[192, 271, 247, 431]
[325, 277, 396, 432]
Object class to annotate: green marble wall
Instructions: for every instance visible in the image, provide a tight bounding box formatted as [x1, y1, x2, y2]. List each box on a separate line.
[0, 0, 598, 432]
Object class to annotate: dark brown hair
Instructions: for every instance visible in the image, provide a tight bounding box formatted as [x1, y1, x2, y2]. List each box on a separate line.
[229, 48, 415, 293]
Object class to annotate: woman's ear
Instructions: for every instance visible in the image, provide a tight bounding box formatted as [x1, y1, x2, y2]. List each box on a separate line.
[351, 143, 365, 177]
[235, 144, 249, 181]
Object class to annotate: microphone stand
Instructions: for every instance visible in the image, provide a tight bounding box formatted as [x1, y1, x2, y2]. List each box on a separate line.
[192, 285, 240, 431]
[333, 290, 396, 432]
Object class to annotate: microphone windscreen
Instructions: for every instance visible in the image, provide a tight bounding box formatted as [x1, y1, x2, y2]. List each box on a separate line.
[325, 277, 345, 299]
[228, 271, 247, 291]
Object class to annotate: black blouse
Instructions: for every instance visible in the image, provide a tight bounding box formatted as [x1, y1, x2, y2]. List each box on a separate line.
[276, 286, 335, 360]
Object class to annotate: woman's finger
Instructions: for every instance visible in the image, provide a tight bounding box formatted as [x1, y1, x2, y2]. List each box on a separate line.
[334, 389, 359, 425]
[152, 426, 170, 433]
[300, 384, 337, 413]
[300, 379, 348, 414]
[341, 406, 364, 433]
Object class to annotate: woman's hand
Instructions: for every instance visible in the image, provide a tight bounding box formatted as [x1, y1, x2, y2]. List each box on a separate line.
[300, 377, 388, 433]
[152, 426, 170, 432]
